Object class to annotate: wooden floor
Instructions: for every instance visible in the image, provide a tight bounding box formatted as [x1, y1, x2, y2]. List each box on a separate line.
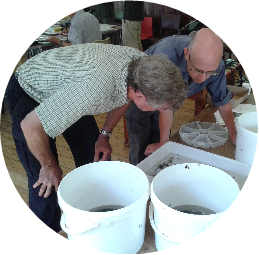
[0, 97, 195, 206]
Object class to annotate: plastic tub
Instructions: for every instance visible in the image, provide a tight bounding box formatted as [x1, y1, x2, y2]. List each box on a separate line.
[58, 161, 150, 254]
[149, 163, 240, 250]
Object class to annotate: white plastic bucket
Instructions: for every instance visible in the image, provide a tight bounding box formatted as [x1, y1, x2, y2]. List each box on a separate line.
[235, 112, 258, 165]
[149, 163, 240, 251]
[57, 161, 150, 254]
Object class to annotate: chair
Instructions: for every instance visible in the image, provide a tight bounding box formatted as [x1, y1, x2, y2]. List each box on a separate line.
[94, 37, 111, 44]
[145, 13, 181, 48]
[140, 17, 153, 40]
[178, 20, 207, 35]
[160, 13, 182, 37]
[140, 17, 154, 51]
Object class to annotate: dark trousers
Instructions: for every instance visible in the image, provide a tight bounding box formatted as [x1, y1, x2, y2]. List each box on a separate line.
[6, 74, 100, 232]
[125, 101, 160, 165]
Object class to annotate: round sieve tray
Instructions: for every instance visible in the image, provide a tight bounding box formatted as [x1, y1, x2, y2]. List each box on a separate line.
[179, 121, 228, 148]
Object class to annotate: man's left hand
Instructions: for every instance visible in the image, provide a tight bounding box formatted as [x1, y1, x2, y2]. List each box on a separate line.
[144, 142, 162, 156]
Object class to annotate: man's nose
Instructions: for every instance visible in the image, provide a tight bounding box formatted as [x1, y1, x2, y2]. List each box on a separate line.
[199, 72, 207, 82]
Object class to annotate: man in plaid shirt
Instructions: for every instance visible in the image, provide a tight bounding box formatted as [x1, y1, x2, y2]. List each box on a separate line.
[6, 43, 186, 232]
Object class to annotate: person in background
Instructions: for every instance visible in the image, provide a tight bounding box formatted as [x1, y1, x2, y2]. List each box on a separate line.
[90, 2, 115, 24]
[6, 43, 186, 232]
[47, 9, 102, 46]
[122, 1, 144, 51]
[125, 28, 237, 165]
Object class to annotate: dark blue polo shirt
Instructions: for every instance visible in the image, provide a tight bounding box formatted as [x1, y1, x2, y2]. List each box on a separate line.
[145, 35, 232, 107]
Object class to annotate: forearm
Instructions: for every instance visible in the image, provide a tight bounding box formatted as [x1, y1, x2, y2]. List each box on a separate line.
[60, 40, 71, 47]
[94, 102, 131, 161]
[21, 110, 58, 168]
[217, 102, 237, 143]
[159, 109, 174, 144]
[144, 109, 173, 156]
[102, 102, 131, 133]
[47, 36, 71, 47]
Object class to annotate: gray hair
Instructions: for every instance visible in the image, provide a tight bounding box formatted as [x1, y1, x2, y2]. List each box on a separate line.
[188, 31, 198, 52]
[127, 54, 187, 111]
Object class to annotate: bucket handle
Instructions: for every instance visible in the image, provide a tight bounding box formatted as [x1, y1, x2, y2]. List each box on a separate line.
[60, 207, 136, 235]
[60, 214, 100, 235]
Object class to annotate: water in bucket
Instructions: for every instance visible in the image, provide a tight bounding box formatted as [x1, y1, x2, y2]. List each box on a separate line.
[172, 205, 216, 215]
[88, 205, 124, 212]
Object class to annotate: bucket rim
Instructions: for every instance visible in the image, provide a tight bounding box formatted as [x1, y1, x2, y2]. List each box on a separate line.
[151, 163, 240, 188]
[58, 161, 149, 187]
[150, 163, 239, 219]
[57, 161, 150, 217]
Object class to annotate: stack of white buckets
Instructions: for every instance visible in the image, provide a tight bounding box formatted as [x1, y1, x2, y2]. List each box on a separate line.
[58, 159, 242, 253]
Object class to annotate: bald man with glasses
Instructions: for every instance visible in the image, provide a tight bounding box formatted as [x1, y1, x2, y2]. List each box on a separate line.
[125, 28, 236, 165]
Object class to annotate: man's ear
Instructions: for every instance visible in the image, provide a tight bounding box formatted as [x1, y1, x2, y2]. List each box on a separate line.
[134, 90, 146, 100]
[184, 47, 189, 61]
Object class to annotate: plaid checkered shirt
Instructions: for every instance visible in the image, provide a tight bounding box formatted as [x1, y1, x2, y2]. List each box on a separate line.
[16, 43, 145, 138]
[68, 10, 102, 44]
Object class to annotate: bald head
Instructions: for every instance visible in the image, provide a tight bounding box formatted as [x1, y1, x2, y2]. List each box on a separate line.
[183, 28, 224, 83]
[188, 28, 223, 70]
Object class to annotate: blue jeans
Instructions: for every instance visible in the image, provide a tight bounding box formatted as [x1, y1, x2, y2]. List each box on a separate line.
[6, 74, 100, 232]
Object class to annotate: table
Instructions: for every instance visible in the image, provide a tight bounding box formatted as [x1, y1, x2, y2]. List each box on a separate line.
[170, 92, 255, 160]
[25, 42, 55, 59]
[100, 25, 122, 45]
[25, 24, 122, 59]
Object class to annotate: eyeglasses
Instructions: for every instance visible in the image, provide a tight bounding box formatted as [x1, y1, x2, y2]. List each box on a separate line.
[188, 54, 219, 76]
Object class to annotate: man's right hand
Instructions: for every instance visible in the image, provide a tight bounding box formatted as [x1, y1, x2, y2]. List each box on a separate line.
[47, 36, 60, 46]
[33, 165, 63, 198]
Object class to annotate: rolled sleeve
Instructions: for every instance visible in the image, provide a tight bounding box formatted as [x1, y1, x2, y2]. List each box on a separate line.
[206, 61, 232, 107]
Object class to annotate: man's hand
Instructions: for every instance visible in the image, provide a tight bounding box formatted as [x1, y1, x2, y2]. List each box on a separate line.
[47, 36, 60, 45]
[94, 135, 113, 162]
[144, 142, 163, 156]
[33, 165, 63, 198]
[218, 102, 237, 146]
[93, 103, 131, 162]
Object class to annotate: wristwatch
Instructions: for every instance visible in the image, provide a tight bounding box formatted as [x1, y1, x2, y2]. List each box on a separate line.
[59, 40, 63, 47]
[100, 128, 112, 137]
